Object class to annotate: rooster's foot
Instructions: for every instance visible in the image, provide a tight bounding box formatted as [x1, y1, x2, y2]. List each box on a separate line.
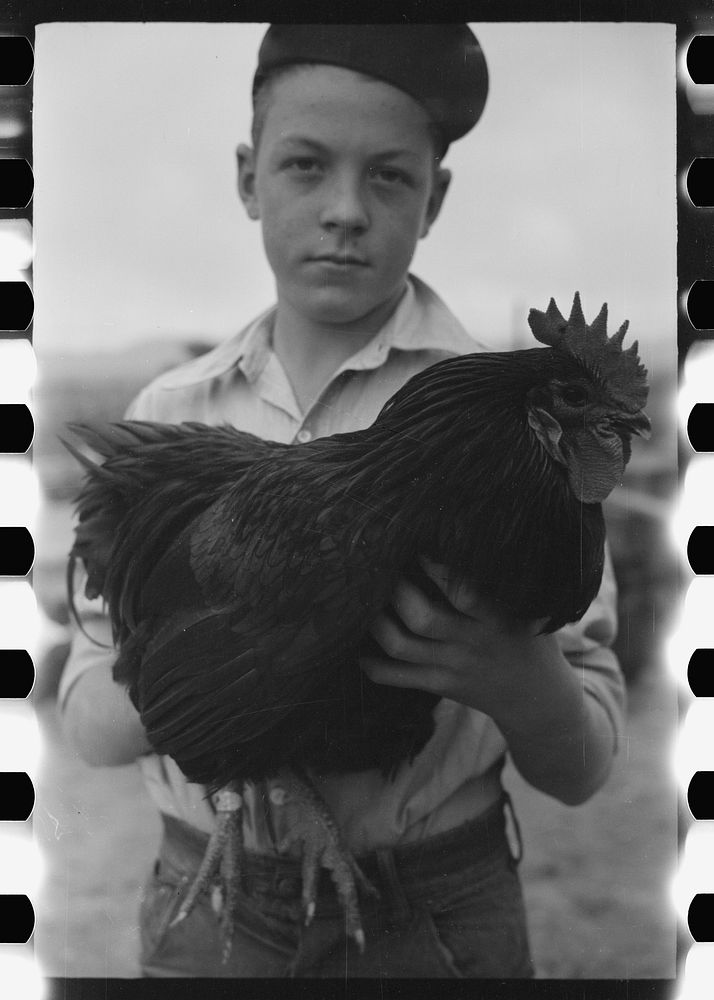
[169, 786, 243, 962]
[270, 770, 378, 952]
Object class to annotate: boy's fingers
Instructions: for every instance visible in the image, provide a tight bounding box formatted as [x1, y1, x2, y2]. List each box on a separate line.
[360, 655, 440, 693]
[419, 557, 549, 634]
[390, 576, 455, 639]
[367, 609, 444, 664]
[418, 556, 484, 617]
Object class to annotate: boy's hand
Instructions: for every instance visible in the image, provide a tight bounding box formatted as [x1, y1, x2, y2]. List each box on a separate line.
[361, 556, 552, 719]
[361, 557, 616, 804]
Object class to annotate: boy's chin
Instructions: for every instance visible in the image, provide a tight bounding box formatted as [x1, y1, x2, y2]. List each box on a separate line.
[305, 305, 374, 328]
[294, 287, 402, 331]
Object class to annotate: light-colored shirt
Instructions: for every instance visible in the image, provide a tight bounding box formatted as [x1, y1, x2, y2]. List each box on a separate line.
[59, 275, 624, 855]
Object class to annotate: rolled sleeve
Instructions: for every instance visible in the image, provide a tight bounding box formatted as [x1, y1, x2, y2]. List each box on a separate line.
[58, 592, 116, 710]
[58, 387, 141, 711]
[555, 544, 626, 747]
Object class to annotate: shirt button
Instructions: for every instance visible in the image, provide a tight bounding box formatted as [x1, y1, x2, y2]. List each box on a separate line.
[296, 428, 312, 443]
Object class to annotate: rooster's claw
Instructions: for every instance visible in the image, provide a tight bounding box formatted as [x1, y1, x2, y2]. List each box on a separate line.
[272, 770, 377, 951]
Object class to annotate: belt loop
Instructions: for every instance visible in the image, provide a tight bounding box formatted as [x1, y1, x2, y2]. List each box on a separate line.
[375, 847, 411, 924]
[502, 792, 524, 865]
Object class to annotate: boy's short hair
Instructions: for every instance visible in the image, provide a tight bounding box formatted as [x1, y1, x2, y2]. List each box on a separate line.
[251, 24, 488, 157]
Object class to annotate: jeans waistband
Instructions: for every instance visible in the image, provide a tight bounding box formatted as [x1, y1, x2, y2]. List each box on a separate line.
[158, 794, 514, 906]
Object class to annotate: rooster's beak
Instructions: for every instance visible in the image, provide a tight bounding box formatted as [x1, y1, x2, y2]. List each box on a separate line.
[621, 410, 652, 440]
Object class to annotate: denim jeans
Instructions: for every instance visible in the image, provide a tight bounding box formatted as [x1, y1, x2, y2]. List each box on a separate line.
[139, 795, 534, 978]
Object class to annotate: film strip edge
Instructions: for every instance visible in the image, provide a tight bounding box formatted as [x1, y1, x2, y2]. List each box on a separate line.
[0, 11, 702, 998]
[676, 17, 714, 999]
[0, 23, 41, 998]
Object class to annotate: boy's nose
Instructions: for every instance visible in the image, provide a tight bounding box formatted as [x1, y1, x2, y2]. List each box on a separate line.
[319, 177, 369, 234]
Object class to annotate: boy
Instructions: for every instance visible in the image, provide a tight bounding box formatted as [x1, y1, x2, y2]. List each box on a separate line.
[60, 24, 623, 978]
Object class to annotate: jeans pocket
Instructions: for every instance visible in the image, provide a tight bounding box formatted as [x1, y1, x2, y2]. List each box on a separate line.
[417, 906, 466, 978]
[229, 891, 301, 958]
[422, 862, 534, 978]
[139, 862, 186, 968]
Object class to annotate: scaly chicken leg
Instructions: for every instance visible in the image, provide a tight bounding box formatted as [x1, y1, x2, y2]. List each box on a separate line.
[169, 785, 244, 960]
[169, 773, 376, 960]
[270, 769, 379, 951]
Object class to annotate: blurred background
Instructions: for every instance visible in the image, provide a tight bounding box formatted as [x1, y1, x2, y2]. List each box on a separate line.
[31, 22, 679, 978]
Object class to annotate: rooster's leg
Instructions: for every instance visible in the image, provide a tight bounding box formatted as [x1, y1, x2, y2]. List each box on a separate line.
[270, 769, 378, 952]
[216, 791, 245, 961]
[169, 785, 243, 962]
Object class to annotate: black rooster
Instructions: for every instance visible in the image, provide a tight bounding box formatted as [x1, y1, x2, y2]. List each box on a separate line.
[66, 293, 649, 953]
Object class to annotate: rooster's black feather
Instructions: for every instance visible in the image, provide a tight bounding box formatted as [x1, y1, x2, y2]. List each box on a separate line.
[67, 297, 649, 793]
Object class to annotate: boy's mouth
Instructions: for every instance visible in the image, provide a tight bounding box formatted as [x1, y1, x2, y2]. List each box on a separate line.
[311, 254, 368, 267]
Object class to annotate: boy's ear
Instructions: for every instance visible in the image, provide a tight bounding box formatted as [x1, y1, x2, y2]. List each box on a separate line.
[237, 143, 260, 220]
[420, 167, 452, 239]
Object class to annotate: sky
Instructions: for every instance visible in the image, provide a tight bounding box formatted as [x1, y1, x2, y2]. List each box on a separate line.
[33, 22, 676, 376]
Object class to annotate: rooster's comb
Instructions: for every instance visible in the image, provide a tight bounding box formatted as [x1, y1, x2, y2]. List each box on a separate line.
[527, 292, 648, 410]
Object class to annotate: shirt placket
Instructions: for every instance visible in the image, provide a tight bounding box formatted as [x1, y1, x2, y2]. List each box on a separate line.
[294, 342, 390, 444]
[250, 354, 304, 442]
[293, 375, 348, 444]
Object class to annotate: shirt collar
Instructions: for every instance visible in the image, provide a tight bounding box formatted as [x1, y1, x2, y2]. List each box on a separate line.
[155, 307, 275, 389]
[156, 275, 485, 390]
[337, 274, 486, 375]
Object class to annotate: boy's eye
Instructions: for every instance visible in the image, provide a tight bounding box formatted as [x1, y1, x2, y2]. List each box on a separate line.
[286, 158, 321, 175]
[370, 166, 409, 186]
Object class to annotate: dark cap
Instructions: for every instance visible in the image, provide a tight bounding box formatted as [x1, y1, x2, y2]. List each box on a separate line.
[253, 24, 488, 149]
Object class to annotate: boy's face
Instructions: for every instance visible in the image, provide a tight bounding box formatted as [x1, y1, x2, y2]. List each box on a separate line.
[238, 65, 451, 330]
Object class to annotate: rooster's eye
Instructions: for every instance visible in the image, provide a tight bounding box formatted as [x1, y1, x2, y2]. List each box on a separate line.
[560, 386, 589, 407]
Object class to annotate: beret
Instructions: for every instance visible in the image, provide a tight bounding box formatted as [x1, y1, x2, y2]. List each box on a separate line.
[253, 24, 488, 148]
